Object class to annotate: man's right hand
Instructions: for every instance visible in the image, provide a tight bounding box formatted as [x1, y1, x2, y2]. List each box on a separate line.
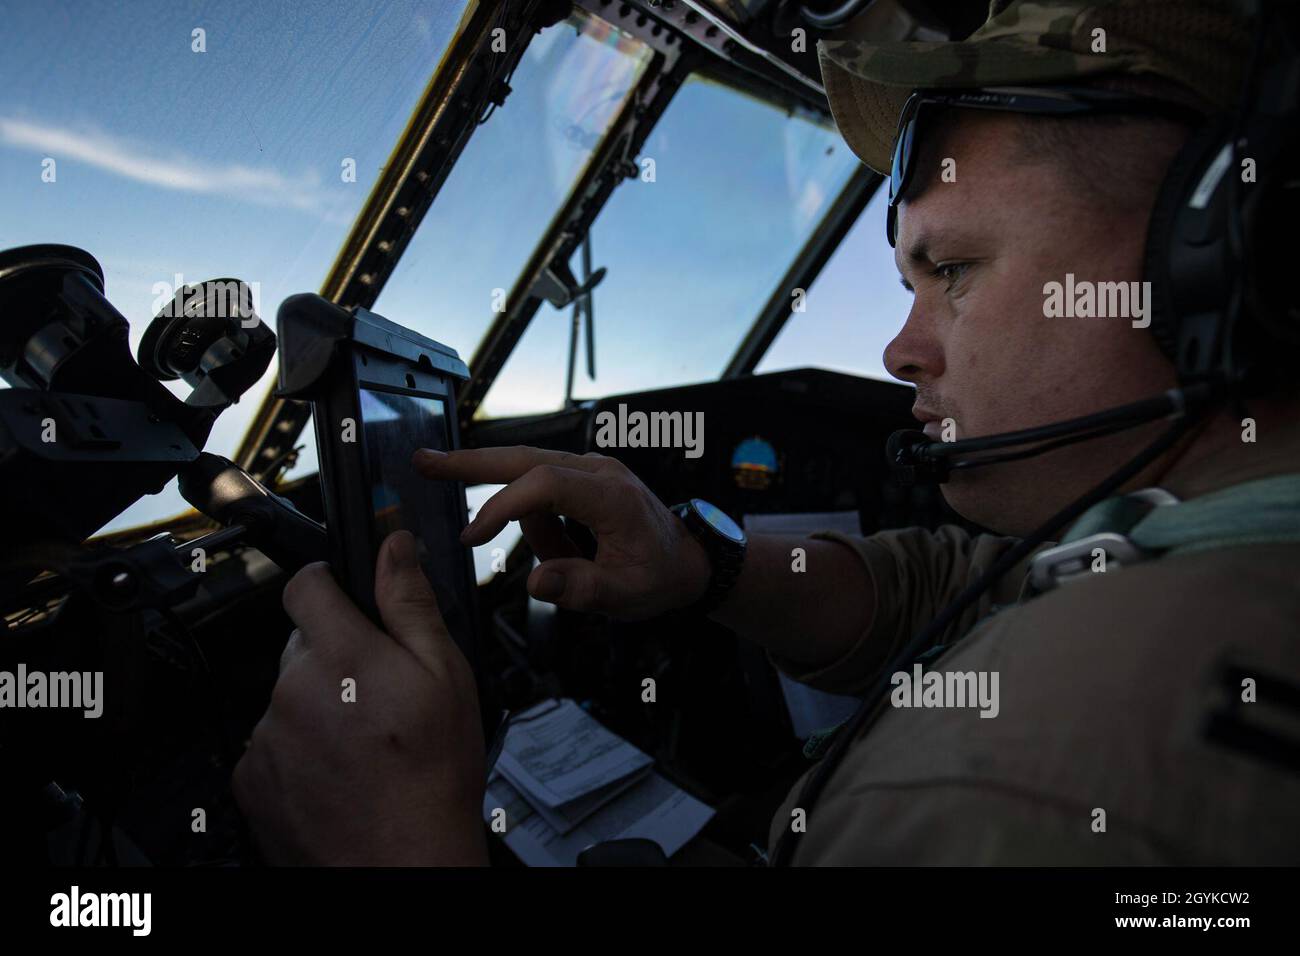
[414, 446, 711, 620]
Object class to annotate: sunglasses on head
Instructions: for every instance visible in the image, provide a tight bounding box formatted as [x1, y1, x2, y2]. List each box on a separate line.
[886, 85, 1203, 245]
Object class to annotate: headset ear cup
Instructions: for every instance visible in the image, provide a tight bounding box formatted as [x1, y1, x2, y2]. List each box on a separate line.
[1143, 121, 1232, 363]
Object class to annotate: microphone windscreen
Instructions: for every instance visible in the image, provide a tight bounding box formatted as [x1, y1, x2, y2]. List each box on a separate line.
[885, 429, 944, 486]
[885, 428, 927, 463]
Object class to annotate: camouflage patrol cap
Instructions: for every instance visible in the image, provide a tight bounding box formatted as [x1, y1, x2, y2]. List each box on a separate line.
[820, 0, 1254, 173]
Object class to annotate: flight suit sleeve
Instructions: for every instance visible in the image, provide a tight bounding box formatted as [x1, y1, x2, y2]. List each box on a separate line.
[766, 525, 1025, 696]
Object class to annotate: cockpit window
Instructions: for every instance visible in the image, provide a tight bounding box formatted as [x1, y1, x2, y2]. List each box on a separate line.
[1, 0, 472, 533]
[370, 10, 652, 360]
[477, 73, 861, 418]
[754, 185, 913, 383]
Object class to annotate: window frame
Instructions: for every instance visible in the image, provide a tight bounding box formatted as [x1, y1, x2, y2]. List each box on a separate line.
[462, 51, 869, 422]
[219, 0, 867, 515]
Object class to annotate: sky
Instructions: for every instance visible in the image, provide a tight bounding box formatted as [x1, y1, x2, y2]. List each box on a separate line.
[0, 0, 470, 529]
[478, 73, 866, 415]
[756, 184, 914, 382]
[0, 0, 914, 548]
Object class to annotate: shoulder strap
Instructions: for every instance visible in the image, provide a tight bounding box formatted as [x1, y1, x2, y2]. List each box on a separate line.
[1031, 473, 1300, 591]
[1063, 473, 1300, 556]
[1124, 473, 1300, 556]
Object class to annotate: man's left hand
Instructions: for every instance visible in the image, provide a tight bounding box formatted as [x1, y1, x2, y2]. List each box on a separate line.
[232, 530, 488, 865]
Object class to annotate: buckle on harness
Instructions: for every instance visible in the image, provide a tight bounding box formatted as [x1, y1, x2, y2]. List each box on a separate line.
[1029, 532, 1149, 592]
[1029, 487, 1181, 592]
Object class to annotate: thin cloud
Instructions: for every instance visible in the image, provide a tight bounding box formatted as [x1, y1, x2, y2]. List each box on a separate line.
[0, 115, 339, 217]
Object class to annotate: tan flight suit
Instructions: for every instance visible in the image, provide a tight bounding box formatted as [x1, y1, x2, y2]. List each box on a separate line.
[767, 442, 1300, 864]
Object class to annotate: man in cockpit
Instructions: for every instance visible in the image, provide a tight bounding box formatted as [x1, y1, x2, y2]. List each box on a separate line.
[233, 0, 1300, 865]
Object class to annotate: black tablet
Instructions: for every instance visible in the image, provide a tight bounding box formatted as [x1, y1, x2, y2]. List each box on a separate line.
[276, 294, 477, 669]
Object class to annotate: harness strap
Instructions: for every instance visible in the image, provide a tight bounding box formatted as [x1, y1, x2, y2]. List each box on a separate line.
[1032, 473, 1300, 590]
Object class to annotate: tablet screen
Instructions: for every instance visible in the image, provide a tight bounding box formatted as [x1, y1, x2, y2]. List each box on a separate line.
[358, 387, 473, 657]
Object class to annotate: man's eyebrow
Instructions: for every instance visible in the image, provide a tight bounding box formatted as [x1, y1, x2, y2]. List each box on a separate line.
[902, 234, 933, 266]
[896, 233, 933, 293]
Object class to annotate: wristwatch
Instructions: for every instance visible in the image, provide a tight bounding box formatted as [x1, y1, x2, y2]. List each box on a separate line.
[670, 498, 747, 615]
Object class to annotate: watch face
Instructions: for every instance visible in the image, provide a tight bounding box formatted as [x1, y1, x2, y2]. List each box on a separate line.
[692, 498, 745, 544]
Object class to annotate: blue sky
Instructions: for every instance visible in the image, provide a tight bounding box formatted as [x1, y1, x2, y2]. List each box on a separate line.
[472, 79, 914, 415]
[0, 0, 471, 529]
[0, 0, 913, 540]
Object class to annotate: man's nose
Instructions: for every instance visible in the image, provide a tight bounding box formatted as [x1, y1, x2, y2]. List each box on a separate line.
[883, 304, 944, 384]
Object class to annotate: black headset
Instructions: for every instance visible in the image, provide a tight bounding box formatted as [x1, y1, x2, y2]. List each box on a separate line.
[773, 0, 1299, 866]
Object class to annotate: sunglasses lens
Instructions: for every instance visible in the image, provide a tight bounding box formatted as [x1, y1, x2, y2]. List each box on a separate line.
[887, 107, 918, 247]
[889, 121, 909, 203]
[890, 104, 919, 206]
